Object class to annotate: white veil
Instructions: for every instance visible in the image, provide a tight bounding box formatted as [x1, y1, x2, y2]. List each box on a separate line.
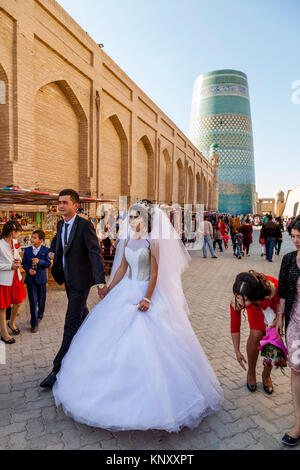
[108, 204, 191, 317]
[150, 205, 191, 316]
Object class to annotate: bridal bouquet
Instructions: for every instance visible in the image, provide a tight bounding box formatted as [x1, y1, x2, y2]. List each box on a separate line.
[259, 327, 288, 372]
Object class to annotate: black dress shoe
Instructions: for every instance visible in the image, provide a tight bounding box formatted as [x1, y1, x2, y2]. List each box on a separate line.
[31, 326, 38, 333]
[281, 433, 300, 446]
[247, 383, 257, 392]
[40, 371, 57, 388]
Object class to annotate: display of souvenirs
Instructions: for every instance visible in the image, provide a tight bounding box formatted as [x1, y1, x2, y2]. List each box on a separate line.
[0, 209, 60, 249]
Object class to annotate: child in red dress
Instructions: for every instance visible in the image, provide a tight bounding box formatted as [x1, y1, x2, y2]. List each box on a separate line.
[223, 230, 230, 249]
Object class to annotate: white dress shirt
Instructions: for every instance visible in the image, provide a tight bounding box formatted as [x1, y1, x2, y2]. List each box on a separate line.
[32, 245, 41, 256]
[61, 214, 77, 269]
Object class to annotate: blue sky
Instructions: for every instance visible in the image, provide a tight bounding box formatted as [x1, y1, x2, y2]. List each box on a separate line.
[57, 0, 299, 198]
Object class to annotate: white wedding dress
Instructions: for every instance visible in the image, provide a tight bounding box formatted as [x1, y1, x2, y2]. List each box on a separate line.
[52, 234, 223, 432]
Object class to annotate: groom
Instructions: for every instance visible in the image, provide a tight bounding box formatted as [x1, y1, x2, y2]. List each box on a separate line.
[40, 189, 108, 388]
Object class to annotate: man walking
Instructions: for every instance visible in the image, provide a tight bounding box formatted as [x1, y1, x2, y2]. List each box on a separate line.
[200, 215, 217, 259]
[40, 189, 107, 388]
[261, 214, 282, 262]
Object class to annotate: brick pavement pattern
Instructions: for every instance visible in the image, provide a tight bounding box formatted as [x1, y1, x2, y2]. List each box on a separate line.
[0, 228, 299, 450]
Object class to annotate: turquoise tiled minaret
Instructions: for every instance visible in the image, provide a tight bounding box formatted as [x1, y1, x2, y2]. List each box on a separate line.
[189, 69, 256, 214]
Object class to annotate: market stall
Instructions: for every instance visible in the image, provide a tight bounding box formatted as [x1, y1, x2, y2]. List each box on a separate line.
[0, 187, 61, 249]
[0, 186, 119, 280]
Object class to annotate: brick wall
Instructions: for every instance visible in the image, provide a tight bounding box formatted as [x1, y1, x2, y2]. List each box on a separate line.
[35, 82, 79, 191]
[0, 0, 217, 210]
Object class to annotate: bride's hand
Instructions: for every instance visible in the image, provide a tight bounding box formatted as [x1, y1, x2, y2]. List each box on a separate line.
[138, 299, 150, 312]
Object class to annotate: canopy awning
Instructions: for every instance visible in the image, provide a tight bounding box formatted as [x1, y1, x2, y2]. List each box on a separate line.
[0, 187, 118, 206]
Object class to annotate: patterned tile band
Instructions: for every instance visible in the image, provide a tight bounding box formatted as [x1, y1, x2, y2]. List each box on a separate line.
[198, 84, 249, 100]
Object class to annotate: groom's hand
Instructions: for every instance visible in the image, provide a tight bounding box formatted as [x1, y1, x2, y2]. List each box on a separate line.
[98, 285, 109, 300]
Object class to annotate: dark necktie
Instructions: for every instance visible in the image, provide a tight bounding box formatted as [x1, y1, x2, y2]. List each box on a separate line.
[63, 223, 69, 280]
[64, 223, 69, 251]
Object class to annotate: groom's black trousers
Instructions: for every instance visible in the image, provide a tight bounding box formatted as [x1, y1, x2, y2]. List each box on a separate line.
[53, 283, 90, 373]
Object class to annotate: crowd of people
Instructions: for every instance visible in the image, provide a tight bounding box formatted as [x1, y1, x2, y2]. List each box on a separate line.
[0, 195, 299, 447]
[187, 212, 287, 261]
[92, 209, 293, 266]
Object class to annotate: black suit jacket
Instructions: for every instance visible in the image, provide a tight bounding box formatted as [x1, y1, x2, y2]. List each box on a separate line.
[51, 215, 106, 290]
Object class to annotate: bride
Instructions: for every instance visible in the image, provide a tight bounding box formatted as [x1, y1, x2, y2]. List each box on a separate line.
[52, 201, 223, 432]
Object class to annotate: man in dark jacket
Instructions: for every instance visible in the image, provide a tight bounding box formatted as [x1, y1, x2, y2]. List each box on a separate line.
[40, 189, 107, 388]
[261, 214, 282, 262]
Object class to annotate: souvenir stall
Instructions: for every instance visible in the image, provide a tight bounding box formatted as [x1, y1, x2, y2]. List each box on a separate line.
[0, 187, 61, 249]
[0, 186, 117, 280]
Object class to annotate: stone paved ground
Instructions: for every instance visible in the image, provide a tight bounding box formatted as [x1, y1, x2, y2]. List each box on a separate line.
[0, 228, 299, 450]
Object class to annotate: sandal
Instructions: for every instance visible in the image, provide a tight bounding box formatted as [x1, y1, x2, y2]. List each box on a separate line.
[7, 322, 20, 335]
[1, 336, 16, 344]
